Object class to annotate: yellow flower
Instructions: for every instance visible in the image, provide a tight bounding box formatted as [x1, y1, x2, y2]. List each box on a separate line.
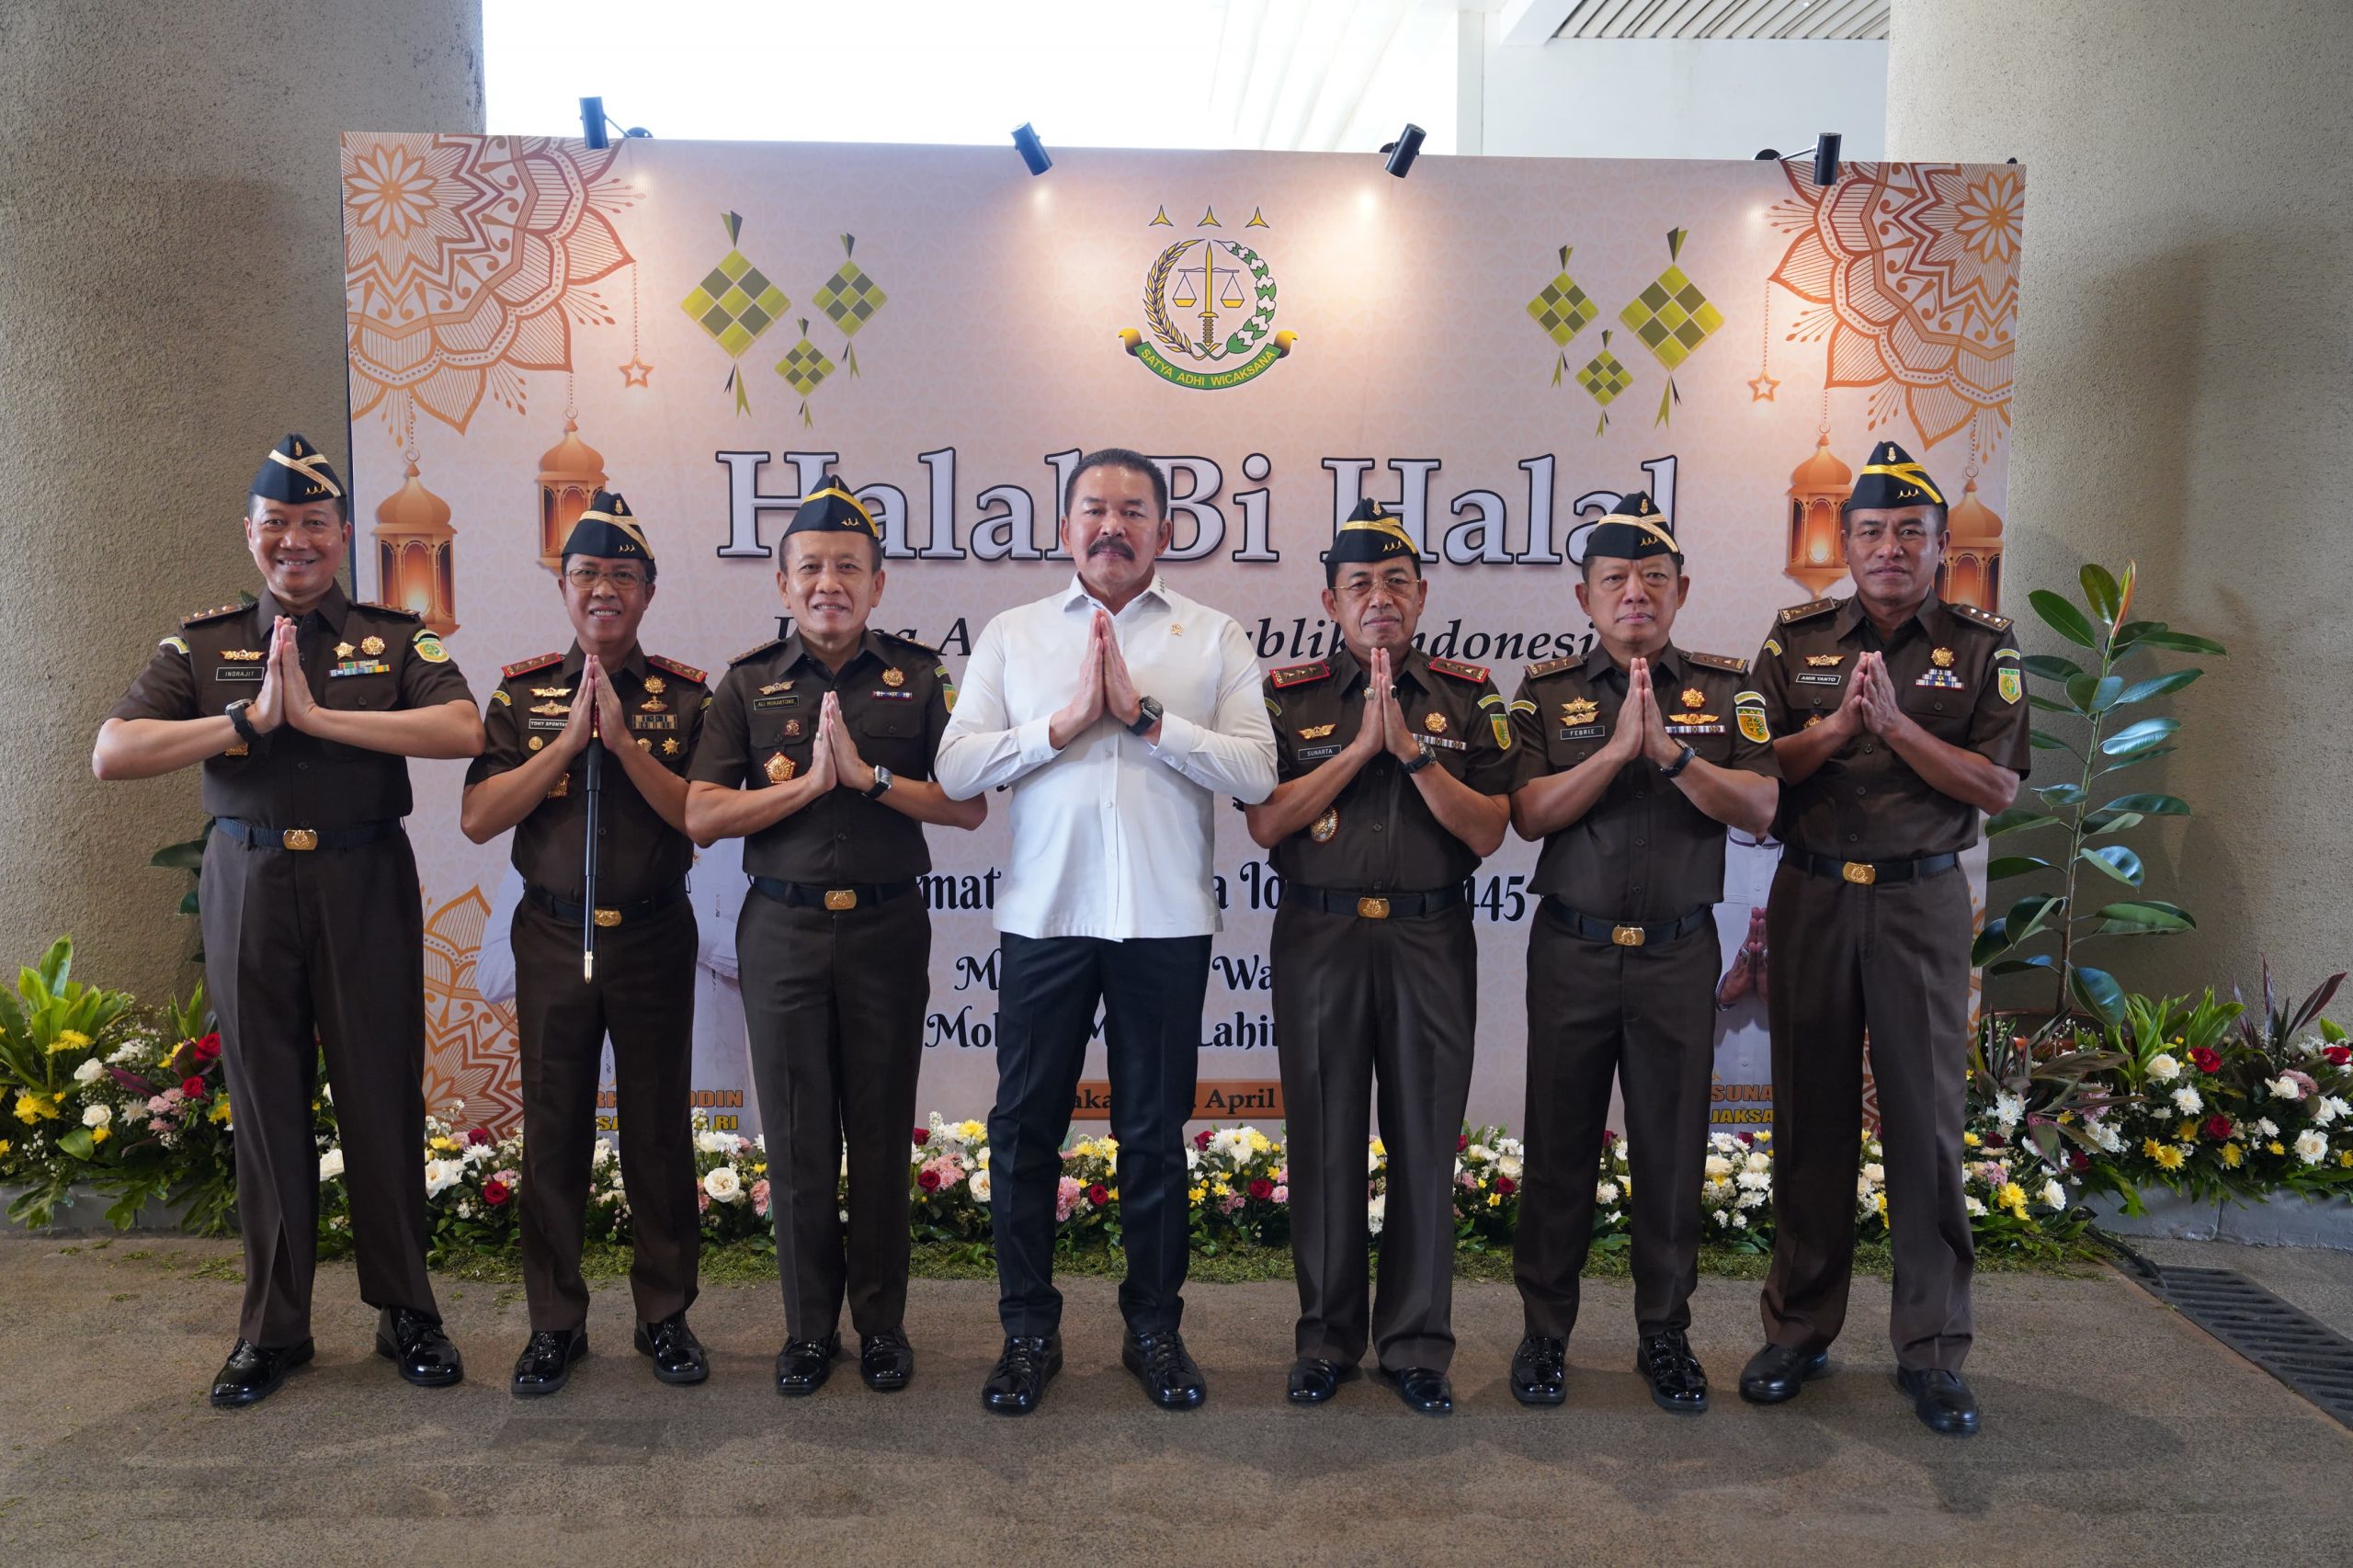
[1996, 1181, 2027, 1212]
[2176, 1120, 2198, 1142]
[2154, 1144, 2185, 1170]
[209, 1098, 233, 1126]
[1370, 1138, 1387, 1158]
[429, 1136, 459, 1153]
[1963, 1131, 1982, 1147]
[2056, 1110, 2075, 1124]
[2141, 1139, 2164, 1160]
[90, 1127, 108, 1145]
[1108, 1187, 1119, 1201]
[1874, 1193, 1888, 1216]
[0, 1138, 9, 1157]
[1485, 1192, 1501, 1209]
[1188, 1185, 1207, 1204]
[2222, 1142, 2244, 1168]
[957, 1119, 985, 1142]
[47, 1029, 93, 1055]
[1211, 1179, 1231, 1198]
[2339, 1151, 2353, 1169]
[1247, 1130, 1272, 1153]
[752, 1162, 767, 1176]
[14, 1093, 59, 1124]
[2268, 1141, 2286, 1156]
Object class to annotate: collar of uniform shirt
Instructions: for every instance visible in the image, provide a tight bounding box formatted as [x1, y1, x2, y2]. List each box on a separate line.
[778, 628, 887, 678]
[1583, 639, 1686, 683]
[563, 639, 650, 682]
[1327, 639, 1429, 695]
[255, 582, 352, 634]
[1058, 571, 1173, 619]
[1836, 592, 1947, 647]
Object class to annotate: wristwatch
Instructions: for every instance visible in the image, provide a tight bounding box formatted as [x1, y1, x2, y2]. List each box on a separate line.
[224, 699, 260, 747]
[1127, 695, 1165, 737]
[1399, 747, 1436, 777]
[865, 765, 895, 800]
[1660, 742, 1697, 778]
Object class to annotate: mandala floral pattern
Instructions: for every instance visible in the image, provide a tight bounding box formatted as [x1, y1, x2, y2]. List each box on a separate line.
[421, 885, 523, 1133]
[345, 133, 635, 437]
[1769, 160, 2021, 453]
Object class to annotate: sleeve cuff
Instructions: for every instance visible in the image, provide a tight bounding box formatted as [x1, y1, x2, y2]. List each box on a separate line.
[1017, 715, 1059, 766]
[1149, 710, 1201, 762]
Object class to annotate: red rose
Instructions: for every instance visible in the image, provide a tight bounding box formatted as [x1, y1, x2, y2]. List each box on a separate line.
[2325, 1046, 2351, 1067]
[467, 1127, 492, 1146]
[917, 1167, 942, 1191]
[191, 1033, 222, 1065]
[913, 1127, 930, 1145]
[1248, 1177, 1274, 1200]
[1736, 1131, 1755, 1146]
[1458, 1133, 1471, 1153]
[2190, 1047, 2222, 1074]
[1195, 1129, 1214, 1151]
[2070, 1151, 2092, 1173]
[1603, 1129, 1620, 1144]
[1087, 1183, 1110, 1206]
[181, 1075, 207, 1098]
[1496, 1175, 1518, 1196]
[483, 1178, 511, 1206]
[2204, 1115, 2234, 1142]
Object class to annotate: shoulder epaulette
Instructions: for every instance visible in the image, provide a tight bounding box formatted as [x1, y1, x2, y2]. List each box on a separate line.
[878, 630, 938, 656]
[1686, 651, 1749, 675]
[354, 600, 423, 621]
[1950, 603, 2013, 632]
[730, 637, 787, 666]
[502, 652, 563, 679]
[1778, 597, 1839, 625]
[647, 653, 708, 685]
[1524, 654, 1577, 680]
[1427, 656, 1490, 684]
[180, 603, 244, 628]
[1269, 660, 1330, 689]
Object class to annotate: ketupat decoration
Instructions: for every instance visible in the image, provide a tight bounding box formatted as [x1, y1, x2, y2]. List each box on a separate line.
[774, 318, 836, 427]
[1575, 328, 1633, 436]
[680, 211, 791, 415]
[1619, 226, 1724, 426]
[1525, 244, 1597, 386]
[811, 233, 885, 377]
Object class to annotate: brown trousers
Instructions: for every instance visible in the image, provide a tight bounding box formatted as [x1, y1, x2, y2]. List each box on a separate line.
[737, 889, 930, 1341]
[200, 829, 437, 1346]
[510, 897, 700, 1333]
[1514, 910, 1721, 1339]
[1760, 862, 1976, 1372]
[1272, 900, 1475, 1373]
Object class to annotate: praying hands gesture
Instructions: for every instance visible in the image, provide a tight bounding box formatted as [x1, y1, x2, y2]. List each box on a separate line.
[1608, 656, 1683, 768]
[819, 691, 876, 792]
[1347, 646, 1420, 765]
[1050, 610, 1157, 748]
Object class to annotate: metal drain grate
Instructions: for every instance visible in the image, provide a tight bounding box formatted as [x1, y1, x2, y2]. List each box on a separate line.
[2109, 1247, 2353, 1430]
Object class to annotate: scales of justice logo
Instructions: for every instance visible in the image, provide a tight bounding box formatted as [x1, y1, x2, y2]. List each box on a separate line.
[1119, 203, 1296, 391]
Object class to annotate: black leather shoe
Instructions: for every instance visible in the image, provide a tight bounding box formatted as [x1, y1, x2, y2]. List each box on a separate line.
[859, 1327, 915, 1392]
[376, 1306, 464, 1388]
[209, 1337, 313, 1408]
[1738, 1343, 1830, 1404]
[1509, 1335, 1567, 1407]
[1381, 1366, 1454, 1415]
[635, 1313, 708, 1386]
[774, 1333, 841, 1397]
[1286, 1356, 1359, 1405]
[510, 1327, 587, 1398]
[1636, 1329, 1709, 1415]
[1896, 1368, 1981, 1436]
[1122, 1329, 1207, 1411]
[980, 1335, 1063, 1415]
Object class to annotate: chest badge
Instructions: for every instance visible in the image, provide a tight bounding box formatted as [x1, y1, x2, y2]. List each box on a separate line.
[643, 676, 666, 696]
[882, 666, 905, 687]
[335, 641, 355, 659]
[662, 738, 681, 756]
[782, 718, 805, 740]
[1298, 722, 1336, 741]
[529, 701, 568, 717]
[765, 752, 796, 784]
[528, 735, 546, 751]
[639, 696, 668, 712]
[531, 686, 572, 699]
[759, 680, 793, 696]
[1560, 697, 1599, 725]
[1423, 711, 1447, 734]
[358, 635, 383, 656]
[1931, 646, 1955, 668]
[1311, 807, 1339, 844]
[1805, 653, 1845, 668]
[221, 649, 264, 662]
[1681, 687, 1706, 710]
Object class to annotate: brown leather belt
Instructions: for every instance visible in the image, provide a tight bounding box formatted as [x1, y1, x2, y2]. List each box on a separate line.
[1281, 883, 1466, 920]
[525, 882, 686, 928]
[1785, 848, 1960, 886]
[1540, 898, 1711, 949]
[213, 817, 397, 852]
[750, 878, 919, 913]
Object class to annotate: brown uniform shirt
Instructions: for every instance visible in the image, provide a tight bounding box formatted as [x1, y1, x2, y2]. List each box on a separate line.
[1752, 594, 2030, 860]
[465, 642, 708, 904]
[1263, 644, 1519, 894]
[108, 584, 473, 827]
[1509, 642, 1781, 921]
[688, 630, 953, 883]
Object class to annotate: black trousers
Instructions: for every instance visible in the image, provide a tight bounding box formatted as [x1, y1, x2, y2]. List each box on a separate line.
[989, 932, 1211, 1339]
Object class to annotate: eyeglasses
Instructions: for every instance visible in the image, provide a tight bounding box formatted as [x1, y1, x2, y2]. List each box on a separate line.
[565, 566, 645, 590]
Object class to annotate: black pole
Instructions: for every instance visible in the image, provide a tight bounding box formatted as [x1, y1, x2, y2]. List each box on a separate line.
[582, 718, 603, 982]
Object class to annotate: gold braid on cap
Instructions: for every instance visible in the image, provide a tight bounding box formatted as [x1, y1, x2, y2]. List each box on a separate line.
[1597, 507, 1679, 554]
[266, 447, 343, 498]
[804, 483, 881, 538]
[574, 507, 652, 554]
[1856, 460, 1946, 506]
[1336, 507, 1415, 551]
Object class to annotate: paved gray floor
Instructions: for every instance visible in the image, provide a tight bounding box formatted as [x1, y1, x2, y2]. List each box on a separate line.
[3, 1235, 2350, 1566]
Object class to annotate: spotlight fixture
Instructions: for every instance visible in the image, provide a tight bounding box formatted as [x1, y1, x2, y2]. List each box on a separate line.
[1381, 123, 1427, 179]
[1812, 132, 1843, 187]
[578, 97, 652, 150]
[1012, 123, 1051, 176]
[1753, 148, 1781, 161]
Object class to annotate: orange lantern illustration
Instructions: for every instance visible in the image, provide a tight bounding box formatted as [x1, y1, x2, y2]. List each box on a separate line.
[373, 459, 457, 635]
[1938, 472, 2005, 614]
[535, 415, 608, 573]
[1785, 431, 1853, 596]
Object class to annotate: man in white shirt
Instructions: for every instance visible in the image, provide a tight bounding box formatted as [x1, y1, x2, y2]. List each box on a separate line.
[936, 448, 1278, 1415]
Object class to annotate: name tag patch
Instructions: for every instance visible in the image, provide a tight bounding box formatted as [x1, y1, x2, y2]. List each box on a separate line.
[1298, 744, 1342, 762]
[527, 716, 568, 731]
[752, 695, 797, 710]
[1795, 673, 1844, 686]
[1560, 724, 1605, 741]
[213, 667, 263, 682]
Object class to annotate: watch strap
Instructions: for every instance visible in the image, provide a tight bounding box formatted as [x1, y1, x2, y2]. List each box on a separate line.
[1661, 743, 1697, 778]
[225, 699, 260, 746]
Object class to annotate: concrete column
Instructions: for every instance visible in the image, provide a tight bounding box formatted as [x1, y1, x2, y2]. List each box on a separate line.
[1888, 0, 2353, 1000]
[0, 1, 483, 1000]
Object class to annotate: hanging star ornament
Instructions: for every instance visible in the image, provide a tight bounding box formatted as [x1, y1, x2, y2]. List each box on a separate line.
[1748, 371, 1780, 402]
[619, 356, 653, 388]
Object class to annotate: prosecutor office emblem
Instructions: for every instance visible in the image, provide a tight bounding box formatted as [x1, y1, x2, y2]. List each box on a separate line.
[1311, 807, 1339, 843]
[1120, 208, 1296, 392]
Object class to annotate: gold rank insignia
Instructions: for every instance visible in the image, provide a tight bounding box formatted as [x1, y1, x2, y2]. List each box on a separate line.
[1805, 653, 1846, 667]
[529, 735, 545, 751]
[1560, 697, 1599, 725]
[662, 738, 680, 756]
[1671, 713, 1719, 727]
[529, 701, 568, 717]
[1299, 723, 1336, 741]
[221, 649, 264, 661]
[636, 737, 653, 751]
[531, 687, 573, 699]
[335, 642, 355, 659]
[882, 667, 905, 687]
[546, 776, 569, 798]
[639, 697, 667, 712]
[1424, 711, 1447, 734]
[1311, 807, 1339, 843]
[643, 676, 666, 696]
[360, 635, 386, 656]
[1804, 715, 1823, 729]
[765, 752, 796, 784]
[1681, 687, 1706, 709]
[759, 681, 793, 696]
[1931, 646, 1956, 668]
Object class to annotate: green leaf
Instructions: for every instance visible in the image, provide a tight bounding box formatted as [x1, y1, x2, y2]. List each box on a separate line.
[2070, 965, 2128, 1025]
[2019, 653, 2084, 684]
[2029, 728, 2075, 751]
[2087, 675, 2125, 712]
[2078, 844, 2144, 887]
[2099, 745, 2177, 774]
[148, 839, 208, 870]
[2113, 669, 2202, 705]
[2028, 694, 2078, 715]
[1971, 921, 2011, 967]
[2084, 811, 2145, 836]
[2004, 894, 2063, 943]
[2094, 901, 2195, 933]
[2036, 781, 2087, 807]
[2029, 589, 2098, 649]
[2099, 792, 2189, 818]
[40, 937, 71, 991]
[1986, 809, 2064, 836]
[2079, 563, 2121, 624]
[2063, 674, 2100, 715]
[2134, 630, 2226, 655]
[1985, 954, 2059, 976]
[2101, 717, 2180, 756]
[177, 889, 200, 916]
[1986, 855, 2053, 881]
[59, 1127, 97, 1161]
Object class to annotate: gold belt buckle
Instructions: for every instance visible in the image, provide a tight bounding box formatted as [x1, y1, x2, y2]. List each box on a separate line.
[1611, 924, 1646, 947]
[280, 828, 318, 852]
[824, 888, 858, 912]
[1357, 897, 1390, 920]
[593, 908, 622, 928]
[1842, 860, 1878, 885]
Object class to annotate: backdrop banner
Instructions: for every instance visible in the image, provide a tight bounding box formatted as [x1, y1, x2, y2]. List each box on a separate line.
[341, 133, 2021, 1140]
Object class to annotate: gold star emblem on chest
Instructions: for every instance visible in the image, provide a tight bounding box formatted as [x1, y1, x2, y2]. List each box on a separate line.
[882, 667, 905, 687]
[1931, 646, 1955, 668]
[643, 676, 666, 695]
[1423, 711, 1447, 734]
[335, 642, 355, 659]
[1681, 687, 1706, 710]
[360, 635, 385, 656]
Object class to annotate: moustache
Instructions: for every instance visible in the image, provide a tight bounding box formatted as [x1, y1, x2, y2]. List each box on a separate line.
[1088, 539, 1136, 560]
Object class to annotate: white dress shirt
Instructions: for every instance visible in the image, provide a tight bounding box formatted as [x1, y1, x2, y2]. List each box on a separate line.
[936, 574, 1278, 940]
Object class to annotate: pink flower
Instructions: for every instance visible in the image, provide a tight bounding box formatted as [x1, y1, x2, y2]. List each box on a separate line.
[147, 1118, 172, 1135]
[146, 1095, 173, 1116]
[1222, 1193, 1245, 1215]
[1055, 1176, 1084, 1221]
[697, 1189, 710, 1212]
[752, 1178, 771, 1218]
[1270, 1185, 1288, 1203]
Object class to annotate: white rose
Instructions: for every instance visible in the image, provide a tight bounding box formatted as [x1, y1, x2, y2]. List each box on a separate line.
[1467, 1143, 1493, 1164]
[2257, 1119, 2279, 1137]
[2146, 1053, 2180, 1083]
[2268, 1076, 2305, 1102]
[1704, 1155, 1733, 1179]
[1596, 1181, 1620, 1204]
[969, 1169, 992, 1204]
[1966, 1195, 1988, 1217]
[423, 1159, 462, 1197]
[318, 1149, 346, 1181]
[1745, 1152, 1770, 1175]
[1862, 1162, 1885, 1185]
[2040, 1179, 2067, 1210]
[74, 1058, 106, 1085]
[2294, 1130, 2328, 1165]
[1367, 1193, 1386, 1235]
[2316, 1097, 2347, 1127]
[703, 1166, 744, 1203]
[2171, 1086, 2203, 1115]
[82, 1102, 113, 1127]
[1497, 1155, 1523, 1181]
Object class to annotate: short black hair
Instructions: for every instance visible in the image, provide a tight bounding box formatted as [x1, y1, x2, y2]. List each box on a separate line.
[561, 551, 659, 586]
[248, 492, 349, 523]
[1063, 447, 1167, 518]
[1839, 499, 1948, 535]
[1324, 552, 1425, 589]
